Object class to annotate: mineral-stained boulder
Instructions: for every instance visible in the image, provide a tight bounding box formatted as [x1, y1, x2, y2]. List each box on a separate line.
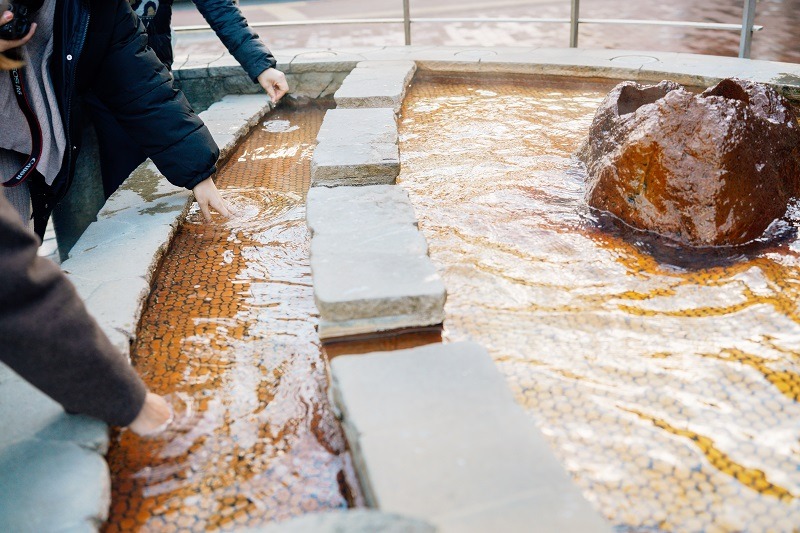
[579, 78, 800, 246]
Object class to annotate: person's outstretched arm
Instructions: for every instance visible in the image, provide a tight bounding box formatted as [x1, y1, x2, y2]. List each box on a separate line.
[0, 195, 160, 429]
[193, 0, 288, 102]
[83, 0, 218, 192]
[82, 0, 231, 220]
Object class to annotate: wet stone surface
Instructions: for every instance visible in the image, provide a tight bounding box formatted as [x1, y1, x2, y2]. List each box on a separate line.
[306, 184, 419, 236]
[334, 60, 417, 113]
[307, 184, 445, 340]
[331, 341, 611, 532]
[311, 108, 400, 187]
[104, 105, 363, 532]
[398, 72, 800, 531]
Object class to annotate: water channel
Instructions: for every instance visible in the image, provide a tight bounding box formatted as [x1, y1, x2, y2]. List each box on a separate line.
[104, 104, 363, 532]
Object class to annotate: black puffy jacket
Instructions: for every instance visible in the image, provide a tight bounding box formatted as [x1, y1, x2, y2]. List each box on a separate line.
[37, 0, 219, 232]
[135, 0, 276, 80]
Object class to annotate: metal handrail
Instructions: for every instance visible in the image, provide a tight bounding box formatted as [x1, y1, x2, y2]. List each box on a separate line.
[739, 0, 757, 58]
[173, 0, 762, 59]
[569, 18, 761, 32]
[570, 0, 579, 48]
[174, 18, 406, 31]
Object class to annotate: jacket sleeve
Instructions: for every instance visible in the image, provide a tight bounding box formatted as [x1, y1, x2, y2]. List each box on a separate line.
[193, 0, 277, 82]
[87, 0, 220, 190]
[0, 196, 147, 427]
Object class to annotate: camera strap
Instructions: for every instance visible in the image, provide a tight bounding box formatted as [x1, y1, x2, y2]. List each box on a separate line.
[2, 62, 43, 188]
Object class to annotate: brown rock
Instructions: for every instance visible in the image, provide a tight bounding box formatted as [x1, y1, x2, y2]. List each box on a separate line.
[579, 78, 800, 246]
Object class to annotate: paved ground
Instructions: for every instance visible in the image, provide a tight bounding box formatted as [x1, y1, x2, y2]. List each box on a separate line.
[172, 0, 800, 63]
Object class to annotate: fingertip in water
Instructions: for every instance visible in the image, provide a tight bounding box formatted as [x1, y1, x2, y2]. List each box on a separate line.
[136, 406, 175, 439]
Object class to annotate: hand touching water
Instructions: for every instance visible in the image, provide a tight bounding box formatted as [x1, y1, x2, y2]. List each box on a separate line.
[257, 67, 289, 104]
[128, 393, 172, 436]
[193, 177, 233, 222]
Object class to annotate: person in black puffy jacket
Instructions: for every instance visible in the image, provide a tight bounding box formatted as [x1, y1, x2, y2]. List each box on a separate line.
[91, 0, 288, 197]
[1, 0, 232, 235]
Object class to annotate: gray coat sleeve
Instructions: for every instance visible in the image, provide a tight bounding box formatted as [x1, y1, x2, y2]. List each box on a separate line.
[193, 0, 277, 81]
[0, 195, 147, 427]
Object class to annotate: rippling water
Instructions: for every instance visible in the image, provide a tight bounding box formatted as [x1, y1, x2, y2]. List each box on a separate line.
[105, 107, 362, 532]
[399, 73, 800, 531]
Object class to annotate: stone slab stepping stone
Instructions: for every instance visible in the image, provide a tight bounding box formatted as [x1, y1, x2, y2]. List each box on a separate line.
[335, 60, 418, 113]
[311, 108, 400, 187]
[313, 248, 446, 339]
[306, 184, 419, 236]
[307, 185, 446, 339]
[313, 226, 429, 257]
[330, 342, 612, 533]
[316, 107, 399, 146]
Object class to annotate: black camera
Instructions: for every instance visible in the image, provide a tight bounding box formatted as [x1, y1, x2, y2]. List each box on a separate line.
[0, 0, 44, 41]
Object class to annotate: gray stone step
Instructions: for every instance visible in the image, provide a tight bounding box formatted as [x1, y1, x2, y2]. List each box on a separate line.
[330, 342, 612, 533]
[306, 185, 446, 340]
[313, 247, 446, 338]
[316, 108, 399, 146]
[306, 184, 419, 237]
[0, 366, 110, 532]
[311, 108, 400, 187]
[0, 438, 110, 533]
[312, 226, 429, 258]
[335, 60, 418, 113]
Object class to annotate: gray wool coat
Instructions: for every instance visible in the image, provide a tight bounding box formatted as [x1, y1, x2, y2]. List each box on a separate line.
[0, 195, 147, 426]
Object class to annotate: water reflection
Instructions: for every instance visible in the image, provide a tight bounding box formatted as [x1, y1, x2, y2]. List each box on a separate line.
[399, 73, 800, 531]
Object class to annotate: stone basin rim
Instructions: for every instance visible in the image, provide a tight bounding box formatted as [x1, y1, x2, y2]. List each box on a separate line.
[177, 45, 800, 101]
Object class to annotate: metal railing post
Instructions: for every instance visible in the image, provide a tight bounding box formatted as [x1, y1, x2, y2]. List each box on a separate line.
[403, 0, 412, 46]
[738, 0, 756, 58]
[570, 0, 580, 48]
